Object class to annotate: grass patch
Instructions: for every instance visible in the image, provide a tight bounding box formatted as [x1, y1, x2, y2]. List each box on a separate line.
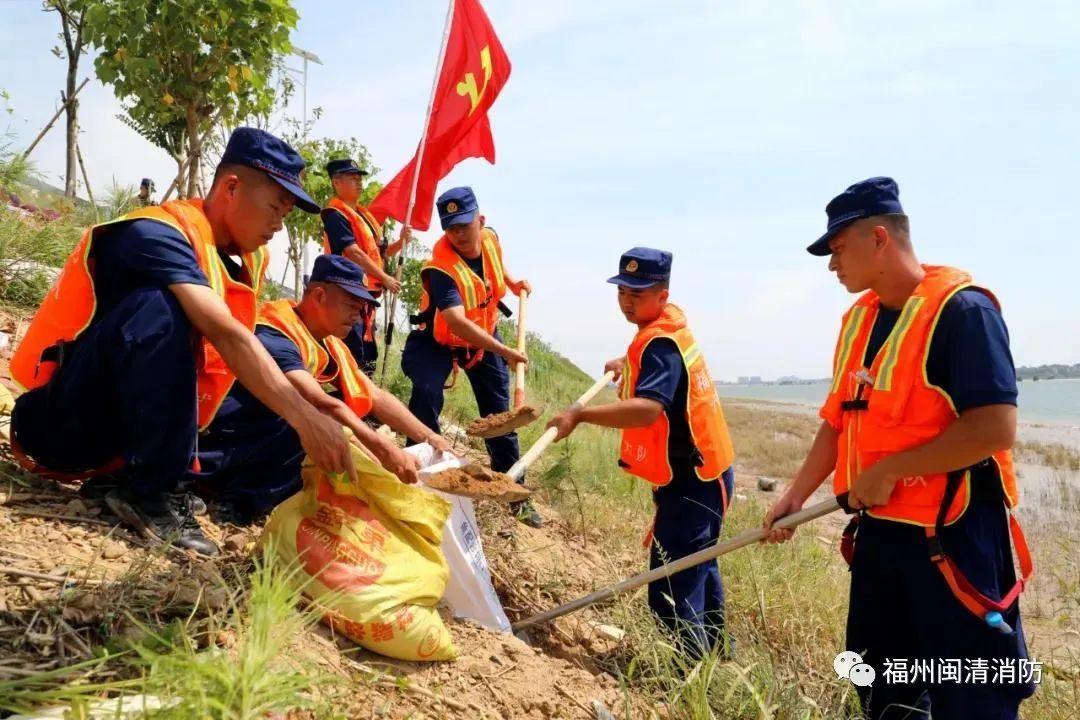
[1016, 440, 1080, 472]
[0, 544, 340, 718]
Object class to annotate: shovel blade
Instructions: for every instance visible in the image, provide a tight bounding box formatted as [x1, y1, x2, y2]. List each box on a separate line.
[465, 405, 544, 439]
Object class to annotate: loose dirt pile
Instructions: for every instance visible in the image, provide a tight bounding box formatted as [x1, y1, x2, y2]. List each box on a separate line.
[423, 462, 532, 503]
[466, 404, 543, 438]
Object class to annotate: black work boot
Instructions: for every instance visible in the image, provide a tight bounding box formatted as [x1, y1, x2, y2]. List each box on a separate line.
[105, 489, 219, 556]
[84, 476, 207, 516]
[511, 498, 543, 528]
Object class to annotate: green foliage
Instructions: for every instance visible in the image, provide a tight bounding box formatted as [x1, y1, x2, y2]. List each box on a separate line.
[283, 135, 380, 251]
[118, 108, 187, 162]
[102, 177, 139, 218]
[0, 209, 83, 307]
[82, 0, 299, 194]
[0, 138, 37, 190]
[396, 254, 426, 316]
[129, 545, 335, 719]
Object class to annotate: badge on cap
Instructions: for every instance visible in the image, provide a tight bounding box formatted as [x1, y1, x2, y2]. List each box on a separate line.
[625, 260, 639, 273]
[446, 201, 459, 213]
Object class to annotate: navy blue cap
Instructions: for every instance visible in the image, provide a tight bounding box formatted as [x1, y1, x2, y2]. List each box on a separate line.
[219, 127, 319, 214]
[325, 158, 369, 177]
[436, 186, 478, 230]
[606, 247, 672, 289]
[140, 178, 154, 190]
[308, 255, 379, 305]
[807, 176, 904, 256]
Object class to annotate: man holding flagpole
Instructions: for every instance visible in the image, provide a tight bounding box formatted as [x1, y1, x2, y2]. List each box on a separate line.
[321, 158, 404, 376]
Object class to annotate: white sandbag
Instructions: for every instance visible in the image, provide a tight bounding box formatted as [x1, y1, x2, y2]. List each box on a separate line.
[405, 444, 512, 633]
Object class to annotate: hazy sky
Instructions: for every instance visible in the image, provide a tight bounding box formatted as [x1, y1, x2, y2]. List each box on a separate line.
[2, 0, 1078, 380]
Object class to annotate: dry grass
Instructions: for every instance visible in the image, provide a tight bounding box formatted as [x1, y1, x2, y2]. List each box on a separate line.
[1016, 440, 1080, 472]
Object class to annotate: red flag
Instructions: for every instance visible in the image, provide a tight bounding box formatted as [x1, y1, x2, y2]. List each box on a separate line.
[370, 0, 511, 231]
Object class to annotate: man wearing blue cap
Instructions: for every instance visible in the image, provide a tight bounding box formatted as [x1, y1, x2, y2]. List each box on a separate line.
[191, 254, 451, 522]
[138, 178, 156, 206]
[763, 177, 1034, 718]
[11, 127, 353, 556]
[402, 186, 539, 526]
[321, 158, 405, 376]
[547, 248, 737, 658]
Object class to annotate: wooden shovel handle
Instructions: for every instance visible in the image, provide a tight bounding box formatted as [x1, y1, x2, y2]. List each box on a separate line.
[514, 290, 527, 409]
[507, 370, 615, 481]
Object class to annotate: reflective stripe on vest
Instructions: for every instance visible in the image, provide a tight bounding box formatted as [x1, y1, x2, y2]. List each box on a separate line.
[819, 265, 1019, 526]
[417, 228, 507, 348]
[11, 200, 267, 430]
[618, 304, 735, 487]
[257, 299, 375, 418]
[321, 197, 384, 292]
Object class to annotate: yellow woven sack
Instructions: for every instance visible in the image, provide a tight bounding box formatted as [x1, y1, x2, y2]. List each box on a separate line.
[264, 444, 456, 661]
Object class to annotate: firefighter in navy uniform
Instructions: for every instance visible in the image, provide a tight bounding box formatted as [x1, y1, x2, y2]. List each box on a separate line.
[764, 177, 1036, 719]
[547, 247, 737, 657]
[320, 158, 404, 376]
[401, 186, 541, 527]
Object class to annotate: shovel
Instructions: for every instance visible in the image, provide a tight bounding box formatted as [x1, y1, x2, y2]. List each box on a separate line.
[506, 370, 615, 482]
[466, 290, 542, 439]
[423, 371, 616, 500]
[511, 495, 845, 632]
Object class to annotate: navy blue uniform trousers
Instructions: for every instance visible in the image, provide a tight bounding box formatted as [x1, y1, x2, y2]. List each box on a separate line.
[400, 329, 520, 474]
[648, 466, 735, 657]
[847, 481, 1036, 719]
[12, 287, 196, 498]
[344, 302, 379, 377]
[189, 417, 303, 521]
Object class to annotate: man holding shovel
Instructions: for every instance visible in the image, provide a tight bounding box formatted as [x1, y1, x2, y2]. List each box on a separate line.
[763, 178, 1034, 719]
[401, 186, 541, 527]
[191, 254, 451, 524]
[547, 248, 737, 658]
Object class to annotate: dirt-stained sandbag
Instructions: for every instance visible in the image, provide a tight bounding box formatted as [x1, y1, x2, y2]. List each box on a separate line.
[263, 445, 456, 661]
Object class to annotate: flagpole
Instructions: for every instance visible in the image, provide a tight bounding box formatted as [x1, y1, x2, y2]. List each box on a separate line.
[379, 0, 457, 387]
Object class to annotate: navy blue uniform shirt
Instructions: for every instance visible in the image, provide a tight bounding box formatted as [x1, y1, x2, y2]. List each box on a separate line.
[89, 219, 209, 317]
[210, 326, 314, 433]
[321, 209, 356, 256]
[863, 288, 1017, 495]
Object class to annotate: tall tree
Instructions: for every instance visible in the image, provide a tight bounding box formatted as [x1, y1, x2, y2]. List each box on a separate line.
[281, 135, 382, 295]
[83, 0, 297, 197]
[43, 0, 87, 199]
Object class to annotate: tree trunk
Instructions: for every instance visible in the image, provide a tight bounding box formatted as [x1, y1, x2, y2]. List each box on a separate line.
[184, 105, 200, 199]
[290, 233, 303, 299]
[63, 67, 78, 199]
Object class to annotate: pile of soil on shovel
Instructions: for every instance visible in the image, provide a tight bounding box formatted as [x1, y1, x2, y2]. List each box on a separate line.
[422, 463, 532, 503]
[466, 404, 542, 438]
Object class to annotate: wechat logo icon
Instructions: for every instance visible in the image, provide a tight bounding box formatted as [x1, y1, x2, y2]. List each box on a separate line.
[834, 651, 876, 688]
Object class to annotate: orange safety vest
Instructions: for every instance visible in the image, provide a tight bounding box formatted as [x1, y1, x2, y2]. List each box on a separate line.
[11, 200, 268, 431]
[257, 299, 375, 418]
[821, 265, 1032, 620]
[416, 228, 507, 350]
[619, 304, 735, 487]
[821, 265, 1020, 525]
[321, 197, 384, 293]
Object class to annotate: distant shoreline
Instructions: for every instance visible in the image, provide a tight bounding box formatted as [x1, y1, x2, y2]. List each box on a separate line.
[722, 395, 1080, 450]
